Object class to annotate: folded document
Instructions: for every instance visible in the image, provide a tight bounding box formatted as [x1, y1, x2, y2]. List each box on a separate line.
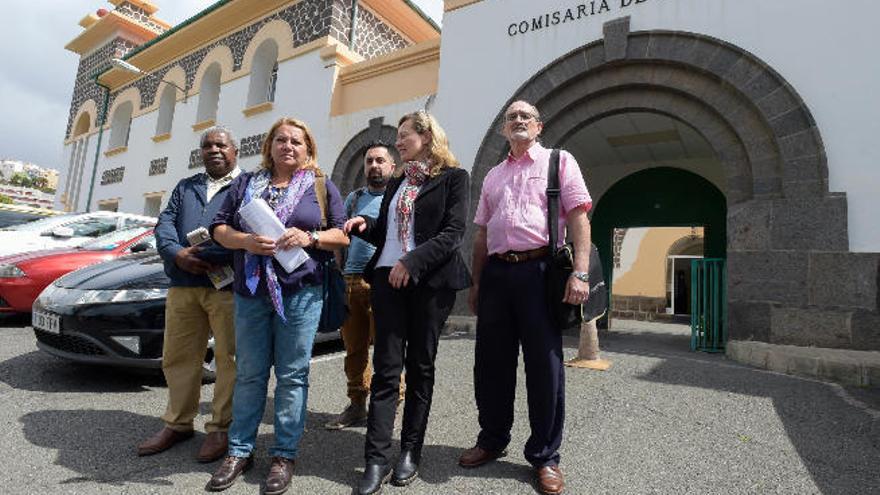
[238, 198, 310, 273]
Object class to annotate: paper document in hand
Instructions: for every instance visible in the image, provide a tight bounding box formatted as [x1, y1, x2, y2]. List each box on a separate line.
[238, 198, 310, 273]
[185, 226, 234, 289]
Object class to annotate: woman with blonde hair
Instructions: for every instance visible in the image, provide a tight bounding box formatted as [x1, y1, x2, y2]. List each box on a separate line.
[345, 110, 472, 494]
[207, 117, 348, 494]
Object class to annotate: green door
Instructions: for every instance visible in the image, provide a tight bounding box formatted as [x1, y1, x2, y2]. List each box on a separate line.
[590, 167, 727, 328]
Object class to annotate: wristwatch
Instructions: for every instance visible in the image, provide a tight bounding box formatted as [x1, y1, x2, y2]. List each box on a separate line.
[309, 230, 320, 246]
[571, 271, 589, 283]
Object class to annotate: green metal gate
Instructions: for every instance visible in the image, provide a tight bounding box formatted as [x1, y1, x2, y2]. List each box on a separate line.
[690, 258, 726, 352]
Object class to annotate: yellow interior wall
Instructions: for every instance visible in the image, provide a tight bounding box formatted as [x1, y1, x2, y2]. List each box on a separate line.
[613, 227, 703, 298]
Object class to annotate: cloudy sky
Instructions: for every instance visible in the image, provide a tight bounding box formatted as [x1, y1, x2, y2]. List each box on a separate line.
[0, 0, 442, 171]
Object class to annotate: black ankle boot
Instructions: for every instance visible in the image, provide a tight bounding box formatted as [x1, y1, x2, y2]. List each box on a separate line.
[358, 463, 392, 495]
[392, 450, 420, 486]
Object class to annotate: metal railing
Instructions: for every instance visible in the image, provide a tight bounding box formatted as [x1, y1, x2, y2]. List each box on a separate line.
[690, 258, 726, 352]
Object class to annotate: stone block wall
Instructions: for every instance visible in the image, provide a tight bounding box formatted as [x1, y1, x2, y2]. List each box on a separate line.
[611, 295, 671, 322]
[728, 238, 880, 350]
[67, 0, 414, 139]
[463, 18, 880, 352]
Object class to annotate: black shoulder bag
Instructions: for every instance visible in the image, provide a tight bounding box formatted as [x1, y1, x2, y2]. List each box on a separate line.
[546, 149, 584, 329]
[315, 174, 348, 333]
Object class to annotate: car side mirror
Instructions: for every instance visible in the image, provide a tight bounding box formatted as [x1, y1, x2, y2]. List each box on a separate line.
[51, 226, 75, 238]
[130, 241, 152, 253]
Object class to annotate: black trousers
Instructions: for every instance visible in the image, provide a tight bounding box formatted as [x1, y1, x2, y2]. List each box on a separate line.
[364, 268, 456, 465]
[474, 256, 565, 467]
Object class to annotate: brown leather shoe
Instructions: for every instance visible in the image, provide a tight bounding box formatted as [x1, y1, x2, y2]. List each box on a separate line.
[536, 465, 565, 495]
[197, 431, 228, 463]
[265, 456, 295, 495]
[136, 427, 194, 456]
[206, 455, 253, 492]
[458, 445, 506, 468]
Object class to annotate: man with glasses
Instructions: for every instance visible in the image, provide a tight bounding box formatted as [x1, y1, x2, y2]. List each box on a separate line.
[459, 101, 592, 495]
[138, 126, 240, 463]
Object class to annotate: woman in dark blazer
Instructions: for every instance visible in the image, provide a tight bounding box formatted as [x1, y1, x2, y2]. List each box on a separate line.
[345, 110, 471, 494]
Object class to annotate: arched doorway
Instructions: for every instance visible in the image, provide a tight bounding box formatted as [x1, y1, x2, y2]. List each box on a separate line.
[465, 19, 875, 349]
[592, 167, 726, 324]
[331, 117, 399, 196]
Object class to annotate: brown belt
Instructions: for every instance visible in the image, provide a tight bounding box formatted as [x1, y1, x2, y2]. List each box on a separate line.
[493, 247, 550, 263]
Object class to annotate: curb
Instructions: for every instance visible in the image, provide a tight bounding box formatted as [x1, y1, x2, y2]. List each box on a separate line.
[726, 340, 880, 387]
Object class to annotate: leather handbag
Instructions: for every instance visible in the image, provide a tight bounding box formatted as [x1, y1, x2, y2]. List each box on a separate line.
[546, 149, 584, 329]
[314, 173, 348, 333]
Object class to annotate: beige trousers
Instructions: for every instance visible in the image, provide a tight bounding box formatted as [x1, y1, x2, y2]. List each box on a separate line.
[160, 287, 235, 432]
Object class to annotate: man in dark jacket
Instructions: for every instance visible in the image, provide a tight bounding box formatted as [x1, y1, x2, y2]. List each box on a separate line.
[137, 126, 240, 463]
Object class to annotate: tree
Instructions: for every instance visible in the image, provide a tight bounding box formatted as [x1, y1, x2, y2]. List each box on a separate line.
[0, 194, 13, 204]
[9, 173, 33, 188]
[32, 176, 48, 190]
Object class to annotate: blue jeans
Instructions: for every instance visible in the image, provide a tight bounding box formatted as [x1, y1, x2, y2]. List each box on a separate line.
[228, 285, 322, 459]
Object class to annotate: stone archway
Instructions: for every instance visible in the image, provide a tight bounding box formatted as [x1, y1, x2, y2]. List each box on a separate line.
[469, 18, 879, 350]
[331, 116, 399, 196]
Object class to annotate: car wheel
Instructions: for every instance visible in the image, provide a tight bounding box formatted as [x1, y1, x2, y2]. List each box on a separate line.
[202, 336, 216, 383]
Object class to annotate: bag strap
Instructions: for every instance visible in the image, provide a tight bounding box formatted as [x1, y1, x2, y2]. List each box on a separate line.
[314, 171, 328, 229]
[547, 149, 561, 251]
[346, 187, 367, 220]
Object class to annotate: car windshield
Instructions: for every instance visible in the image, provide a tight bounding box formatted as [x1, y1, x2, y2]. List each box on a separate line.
[1, 214, 76, 232]
[79, 227, 151, 251]
[67, 217, 120, 237]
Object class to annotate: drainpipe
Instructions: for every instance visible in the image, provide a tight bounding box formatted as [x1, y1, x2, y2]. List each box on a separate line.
[85, 78, 110, 213]
[349, 1, 359, 50]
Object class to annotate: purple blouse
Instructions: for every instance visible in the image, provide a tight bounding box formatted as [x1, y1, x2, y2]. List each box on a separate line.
[210, 171, 345, 298]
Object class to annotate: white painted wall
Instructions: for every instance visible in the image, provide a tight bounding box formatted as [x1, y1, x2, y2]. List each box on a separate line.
[436, 0, 880, 251]
[60, 45, 433, 217]
[613, 227, 647, 283]
[61, 49, 343, 215]
[60, 0, 880, 251]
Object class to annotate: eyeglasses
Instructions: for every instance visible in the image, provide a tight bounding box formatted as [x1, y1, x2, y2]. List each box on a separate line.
[505, 111, 537, 122]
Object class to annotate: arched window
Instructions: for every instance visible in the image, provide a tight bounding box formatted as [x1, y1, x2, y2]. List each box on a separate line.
[155, 85, 176, 136]
[246, 40, 279, 107]
[196, 63, 221, 123]
[63, 111, 93, 211]
[73, 112, 91, 138]
[109, 101, 133, 149]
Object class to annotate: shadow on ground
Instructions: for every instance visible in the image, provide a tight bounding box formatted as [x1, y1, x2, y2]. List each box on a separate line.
[0, 314, 30, 328]
[20, 409, 213, 487]
[597, 322, 880, 495]
[0, 351, 164, 393]
[295, 411, 539, 493]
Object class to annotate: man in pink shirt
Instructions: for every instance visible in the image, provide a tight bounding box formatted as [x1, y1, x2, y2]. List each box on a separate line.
[458, 100, 592, 495]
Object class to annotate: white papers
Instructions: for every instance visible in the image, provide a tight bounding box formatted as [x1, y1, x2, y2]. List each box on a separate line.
[238, 198, 310, 273]
[185, 226, 234, 289]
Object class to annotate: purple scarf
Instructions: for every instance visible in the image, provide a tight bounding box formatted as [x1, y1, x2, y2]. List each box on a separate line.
[240, 168, 315, 320]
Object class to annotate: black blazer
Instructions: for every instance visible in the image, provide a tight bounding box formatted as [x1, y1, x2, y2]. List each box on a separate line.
[357, 166, 472, 291]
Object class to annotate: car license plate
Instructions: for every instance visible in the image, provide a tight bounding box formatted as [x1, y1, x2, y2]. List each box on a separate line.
[33, 310, 61, 334]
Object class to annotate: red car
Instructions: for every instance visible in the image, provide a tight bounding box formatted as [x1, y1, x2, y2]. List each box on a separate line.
[0, 227, 155, 314]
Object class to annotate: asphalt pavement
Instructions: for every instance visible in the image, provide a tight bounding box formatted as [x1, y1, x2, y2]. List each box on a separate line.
[0, 317, 877, 494]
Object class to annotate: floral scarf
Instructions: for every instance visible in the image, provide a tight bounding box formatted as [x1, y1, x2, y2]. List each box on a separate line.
[240, 168, 315, 320]
[395, 160, 430, 252]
